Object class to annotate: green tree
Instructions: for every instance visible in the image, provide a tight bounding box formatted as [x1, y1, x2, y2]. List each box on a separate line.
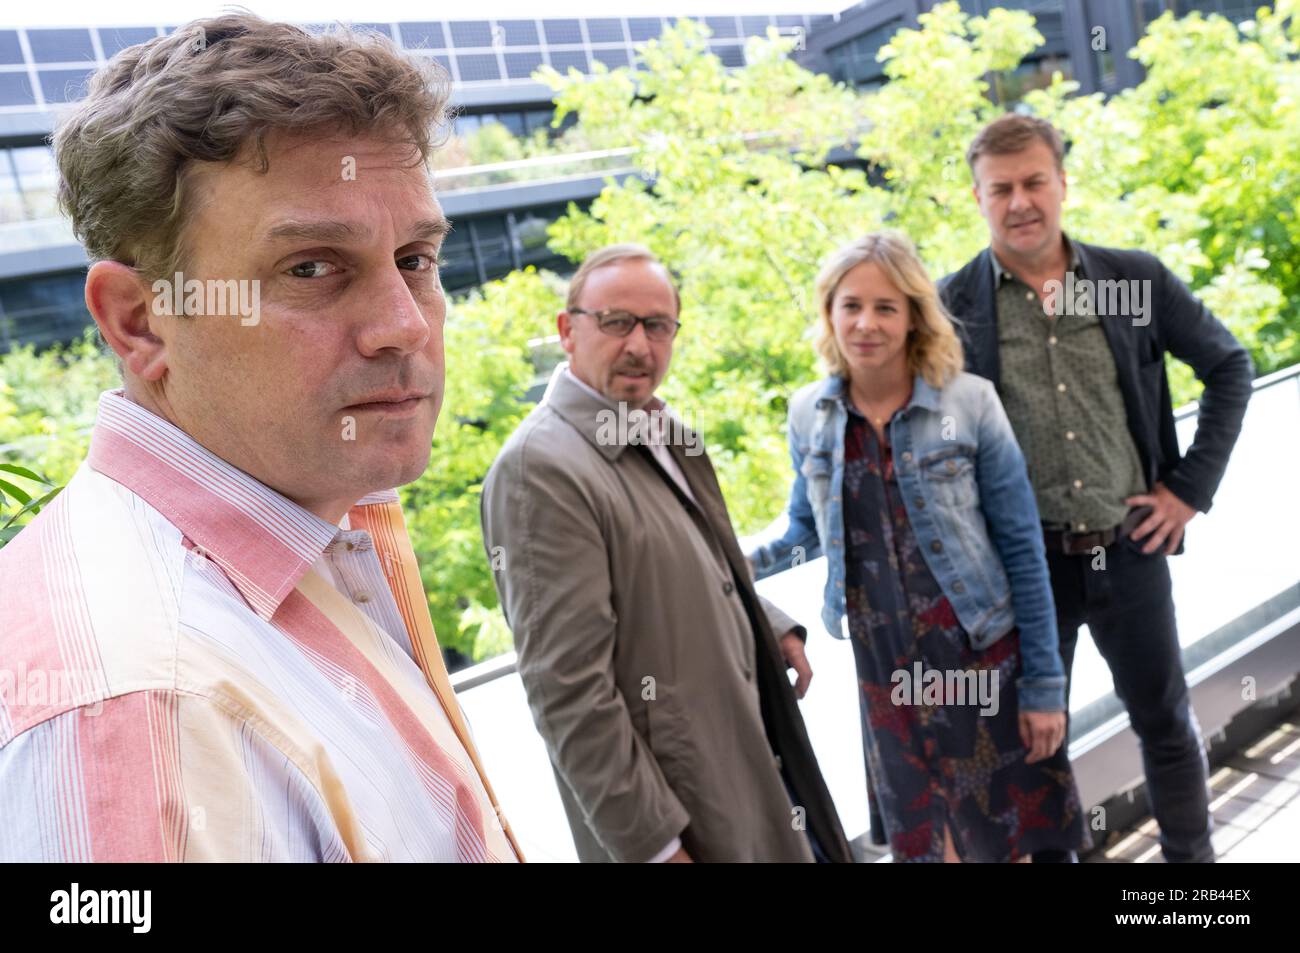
[5, 5, 1296, 660]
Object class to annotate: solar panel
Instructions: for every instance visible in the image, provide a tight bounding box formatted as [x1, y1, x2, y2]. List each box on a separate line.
[450, 21, 494, 49]
[98, 27, 159, 58]
[585, 19, 625, 43]
[398, 22, 446, 50]
[548, 50, 589, 74]
[497, 20, 539, 46]
[27, 29, 96, 63]
[542, 19, 583, 45]
[592, 48, 630, 70]
[505, 51, 544, 79]
[627, 18, 663, 42]
[455, 53, 502, 82]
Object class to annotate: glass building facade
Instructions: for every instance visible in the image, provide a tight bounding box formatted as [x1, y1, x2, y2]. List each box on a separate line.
[0, 3, 1269, 351]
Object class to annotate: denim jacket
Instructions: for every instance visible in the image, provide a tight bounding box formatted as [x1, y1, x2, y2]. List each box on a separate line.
[746, 372, 1066, 712]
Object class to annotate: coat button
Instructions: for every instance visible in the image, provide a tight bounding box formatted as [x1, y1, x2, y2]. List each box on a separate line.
[774, 754, 784, 770]
[901, 451, 912, 463]
[722, 580, 734, 595]
[914, 496, 925, 509]
[930, 540, 943, 553]
[953, 580, 965, 593]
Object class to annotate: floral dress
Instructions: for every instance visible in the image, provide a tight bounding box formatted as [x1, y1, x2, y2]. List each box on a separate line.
[842, 401, 1091, 862]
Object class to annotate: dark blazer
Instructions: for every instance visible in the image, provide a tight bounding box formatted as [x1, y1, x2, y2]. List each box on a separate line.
[938, 241, 1253, 520]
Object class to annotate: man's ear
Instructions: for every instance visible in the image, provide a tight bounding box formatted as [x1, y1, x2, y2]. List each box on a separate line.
[557, 310, 575, 355]
[85, 261, 169, 381]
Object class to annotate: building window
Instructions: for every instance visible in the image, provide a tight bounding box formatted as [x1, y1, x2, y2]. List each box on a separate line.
[26, 28, 96, 63]
[826, 19, 901, 90]
[398, 22, 446, 51]
[0, 270, 93, 352]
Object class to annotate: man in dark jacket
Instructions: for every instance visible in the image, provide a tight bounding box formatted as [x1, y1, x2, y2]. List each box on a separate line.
[939, 114, 1253, 863]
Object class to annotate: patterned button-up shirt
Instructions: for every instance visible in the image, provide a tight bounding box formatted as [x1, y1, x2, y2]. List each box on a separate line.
[0, 390, 520, 862]
[992, 239, 1147, 533]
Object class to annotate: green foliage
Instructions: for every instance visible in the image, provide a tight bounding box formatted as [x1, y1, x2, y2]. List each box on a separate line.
[4, 5, 1296, 660]
[399, 268, 564, 659]
[0, 328, 117, 547]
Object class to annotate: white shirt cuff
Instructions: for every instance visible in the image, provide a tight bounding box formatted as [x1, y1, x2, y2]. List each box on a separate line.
[645, 836, 682, 863]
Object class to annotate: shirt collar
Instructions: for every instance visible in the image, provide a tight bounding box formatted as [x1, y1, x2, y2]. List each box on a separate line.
[86, 389, 399, 621]
[990, 234, 1082, 288]
[544, 363, 685, 461]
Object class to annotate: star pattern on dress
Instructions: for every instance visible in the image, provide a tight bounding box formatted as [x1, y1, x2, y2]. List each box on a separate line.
[1041, 766, 1083, 831]
[892, 820, 934, 861]
[864, 680, 915, 747]
[1005, 783, 1054, 841]
[940, 719, 1025, 814]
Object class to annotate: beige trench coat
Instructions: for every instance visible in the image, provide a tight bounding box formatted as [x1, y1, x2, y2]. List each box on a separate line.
[481, 368, 851, 863]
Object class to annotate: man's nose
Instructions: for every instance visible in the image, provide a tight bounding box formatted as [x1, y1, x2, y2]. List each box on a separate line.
[358, 267, 433, 356]
[620, 320, 652, 356]
[1007, 187, 1032, 213]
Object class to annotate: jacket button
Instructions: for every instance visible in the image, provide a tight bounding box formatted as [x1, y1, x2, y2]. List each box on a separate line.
[722, 580, 734, 595]
[774, 754, 784, 770]
[901, 451, 912, 463]
[930, 540, 943, 553]
[953, 581, 965, 593]
[914, 496, 925, 509]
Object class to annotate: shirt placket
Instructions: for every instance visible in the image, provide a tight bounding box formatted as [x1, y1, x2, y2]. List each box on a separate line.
[321, 530, 415, 663]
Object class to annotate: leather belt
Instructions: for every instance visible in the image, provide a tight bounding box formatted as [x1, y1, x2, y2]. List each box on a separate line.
[1042, 524, 1121, 555]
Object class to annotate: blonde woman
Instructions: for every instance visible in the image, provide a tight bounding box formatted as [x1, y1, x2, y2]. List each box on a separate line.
[748, 232, 1090, 862]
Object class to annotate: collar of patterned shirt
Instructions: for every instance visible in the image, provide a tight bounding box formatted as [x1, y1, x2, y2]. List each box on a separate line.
[0, 389, 522, 862]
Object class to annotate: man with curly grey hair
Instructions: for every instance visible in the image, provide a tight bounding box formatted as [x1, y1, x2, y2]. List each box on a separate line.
[0, 14, 521, 862]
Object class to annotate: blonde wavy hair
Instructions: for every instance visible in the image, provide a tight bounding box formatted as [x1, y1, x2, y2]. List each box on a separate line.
[812, 231, 964, 389]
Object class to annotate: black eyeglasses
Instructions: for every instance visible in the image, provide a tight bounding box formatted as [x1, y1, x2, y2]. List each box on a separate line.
[569, 308, 681, 342]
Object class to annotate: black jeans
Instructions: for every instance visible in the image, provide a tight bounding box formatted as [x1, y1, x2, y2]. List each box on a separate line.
[1034, 537, 1214, 863]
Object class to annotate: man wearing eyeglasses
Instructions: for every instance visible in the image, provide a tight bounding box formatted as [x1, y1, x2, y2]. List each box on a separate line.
[480, 244, 851, 863]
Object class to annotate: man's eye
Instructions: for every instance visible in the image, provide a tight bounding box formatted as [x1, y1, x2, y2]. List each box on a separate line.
[398, 254, 435, 271]
[288, 261, 337, 278]
[601, 318, 635, 333]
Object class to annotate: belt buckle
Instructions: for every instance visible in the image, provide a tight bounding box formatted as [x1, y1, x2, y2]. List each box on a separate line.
[1062, 531, 1093, 555]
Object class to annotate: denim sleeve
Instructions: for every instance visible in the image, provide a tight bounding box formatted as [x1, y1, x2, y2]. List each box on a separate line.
[972, 381, 1066, 712]
[744, 410, 823, 581]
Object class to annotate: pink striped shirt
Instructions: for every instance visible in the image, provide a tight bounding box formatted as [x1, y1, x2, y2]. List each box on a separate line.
[0, 389, 520, 862]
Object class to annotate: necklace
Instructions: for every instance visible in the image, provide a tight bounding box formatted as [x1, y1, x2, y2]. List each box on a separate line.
[852, 389, 908, 428]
